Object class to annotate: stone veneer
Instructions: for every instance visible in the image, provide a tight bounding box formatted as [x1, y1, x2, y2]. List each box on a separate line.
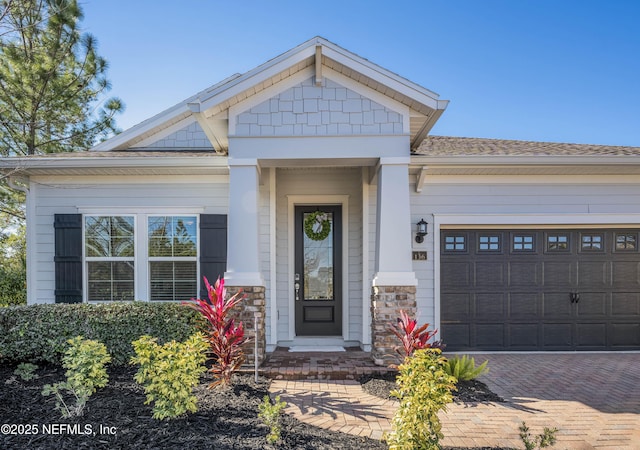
[370, 285, 417, 365]
[225, 286, 266, 366]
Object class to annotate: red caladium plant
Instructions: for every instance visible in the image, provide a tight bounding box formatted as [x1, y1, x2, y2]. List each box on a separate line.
[184, 276, 247, 388]
[388, 310, 441, 361]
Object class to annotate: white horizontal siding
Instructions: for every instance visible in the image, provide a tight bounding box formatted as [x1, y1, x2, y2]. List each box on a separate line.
[410, 177, 640, 330]
[30, 176, 229, 304]
[275, 168, 363, 342]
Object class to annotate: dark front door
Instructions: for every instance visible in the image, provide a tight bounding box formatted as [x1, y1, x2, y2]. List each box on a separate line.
[295, 205, 342, 336]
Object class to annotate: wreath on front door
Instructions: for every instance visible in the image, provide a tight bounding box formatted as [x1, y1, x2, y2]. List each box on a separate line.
[304, 211, 331, 241]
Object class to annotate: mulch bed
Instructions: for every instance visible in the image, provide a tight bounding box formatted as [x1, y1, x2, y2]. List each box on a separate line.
[1, 364, 507, 450]
[360, 371, 504, 404]
[0, 364, 385, 450]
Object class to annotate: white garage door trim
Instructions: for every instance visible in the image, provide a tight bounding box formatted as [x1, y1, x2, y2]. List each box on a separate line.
[433, 213, 640, 336]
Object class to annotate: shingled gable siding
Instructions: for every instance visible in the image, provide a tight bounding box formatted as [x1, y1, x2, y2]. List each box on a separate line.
[235, 77, 403, 137]
[54, 214, 83, 303]
[199, 214, 228, 299]
[144, 121, 214, 149]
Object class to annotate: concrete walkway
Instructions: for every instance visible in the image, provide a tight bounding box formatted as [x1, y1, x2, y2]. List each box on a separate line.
[269, 353, 640, 449]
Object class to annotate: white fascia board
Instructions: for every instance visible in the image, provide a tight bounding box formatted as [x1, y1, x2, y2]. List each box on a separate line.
[324, 67, 411, 133]
[197, 45, 317, 112]
[129, 115, 197, 149]
[321, 45, 444, 111]
[92, 104, 192, 151]
[2, 155, 228, 170]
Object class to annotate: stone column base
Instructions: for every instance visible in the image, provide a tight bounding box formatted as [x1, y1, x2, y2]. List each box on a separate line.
[226, 286, 266, 366]
[371, 285, 417, 366]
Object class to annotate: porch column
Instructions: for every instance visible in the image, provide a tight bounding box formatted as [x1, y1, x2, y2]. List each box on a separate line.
[225, 158, 265, 364]
[225, 158, 264, 287]
[371, 158, 417, 365]
[372, 158, 416, 286]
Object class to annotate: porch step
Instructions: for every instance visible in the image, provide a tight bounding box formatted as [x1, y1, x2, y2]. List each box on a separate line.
[243, 347, 397, 381]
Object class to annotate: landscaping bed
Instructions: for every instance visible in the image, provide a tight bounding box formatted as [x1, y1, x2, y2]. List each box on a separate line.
[360, 371, 504, 404]
[0, 364, 386, 450]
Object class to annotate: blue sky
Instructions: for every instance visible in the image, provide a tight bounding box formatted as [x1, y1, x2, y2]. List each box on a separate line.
[81, 0, 640, 146]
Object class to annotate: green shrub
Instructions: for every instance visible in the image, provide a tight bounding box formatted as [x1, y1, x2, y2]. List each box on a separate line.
[0, 265, 26, 307]
[0, 302, 203, 366]
[519, 421, 558, 450]
[14, 362, 38, 381]
[131, 333, 208, 420]
[42, 336, 111, 418]
[385, 348, 457, 450]
[444, 354, 489, 381]
[259, 394, 287, 444]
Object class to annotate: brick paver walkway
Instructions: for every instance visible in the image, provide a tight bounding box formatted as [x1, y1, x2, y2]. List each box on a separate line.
[268, 353, 640, 449]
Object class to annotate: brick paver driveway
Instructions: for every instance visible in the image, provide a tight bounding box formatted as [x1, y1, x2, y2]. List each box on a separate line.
[441, 353, 640, 449]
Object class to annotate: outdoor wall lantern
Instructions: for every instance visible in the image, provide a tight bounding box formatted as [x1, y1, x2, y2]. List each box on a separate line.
[415, 218, 428, 243]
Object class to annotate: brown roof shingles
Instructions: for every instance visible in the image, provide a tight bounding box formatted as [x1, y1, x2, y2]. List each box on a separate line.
[414, 136, 640, 157]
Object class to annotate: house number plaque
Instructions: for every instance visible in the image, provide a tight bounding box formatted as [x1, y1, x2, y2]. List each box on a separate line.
[412, 251, 427, 261]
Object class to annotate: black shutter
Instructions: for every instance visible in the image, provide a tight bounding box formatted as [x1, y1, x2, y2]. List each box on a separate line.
[54, 214, 83, 303]
[199, 214, 227, 299]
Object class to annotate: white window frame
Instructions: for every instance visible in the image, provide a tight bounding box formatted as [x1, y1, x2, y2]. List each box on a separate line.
[80, 208, 203, 303]
[83, 215, 137, 303]
[147, 215, 200, 302]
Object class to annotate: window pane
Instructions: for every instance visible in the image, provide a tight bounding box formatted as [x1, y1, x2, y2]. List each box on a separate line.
[444, 235, 466, 251]
[148, 216, 197, 257]
[616, 233, 637, 251]
[149, 261, 197, 301]
[87, 261, 134, 301]
[85, 216, 134, 257]
[479, 235, 500, 251]
[303, 212, 333, 300]
[547, 234, 569, 251]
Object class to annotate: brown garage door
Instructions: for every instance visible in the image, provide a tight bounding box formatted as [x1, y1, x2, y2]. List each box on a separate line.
[441, 229, 640, 351]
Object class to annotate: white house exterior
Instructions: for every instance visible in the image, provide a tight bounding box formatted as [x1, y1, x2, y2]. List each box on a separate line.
[3, 37, 640, 361]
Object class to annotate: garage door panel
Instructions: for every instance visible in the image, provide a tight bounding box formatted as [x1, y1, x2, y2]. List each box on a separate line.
[509, 262, 540, 287]
[509, 292, 539, 318]
[575, 323, 607, 347]
[509, 324, 539, 347]
[441, 324, 471, 347]
[441, 262, 470, 287]
[441, 228, 640, 351]
[611, 293, 640, 316]
[475, 262, 505, 286]
[612, 261, 640, 287]
[576, 292, 607, 317]
[542, 323, 572, 348]
[577, 261, 609, 287]
[441, 293, 471, 320]
[610, 323, 640, 347]
[476, 293, 505, 320]
[476, 324, 505, 347]
[543, 261, 575, 287]
[543, 292, 573, 318]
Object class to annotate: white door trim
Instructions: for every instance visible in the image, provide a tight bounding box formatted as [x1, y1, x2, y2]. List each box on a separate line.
[287, 195, 350, 341]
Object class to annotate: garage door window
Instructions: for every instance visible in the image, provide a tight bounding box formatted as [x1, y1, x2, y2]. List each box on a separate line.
[615, 233, 637, 251]
[478, 235, 500, 252]
[512, 234, 534, 251]
[444, 235, 466, 252]
[580, 233, 604, 252]
[546, 234, 569, 252]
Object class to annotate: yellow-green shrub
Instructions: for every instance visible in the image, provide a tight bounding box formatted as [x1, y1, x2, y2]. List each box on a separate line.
[131, 333, 208, 420]
[386, 348, 457, 450]
[42, 336, 111, 418]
